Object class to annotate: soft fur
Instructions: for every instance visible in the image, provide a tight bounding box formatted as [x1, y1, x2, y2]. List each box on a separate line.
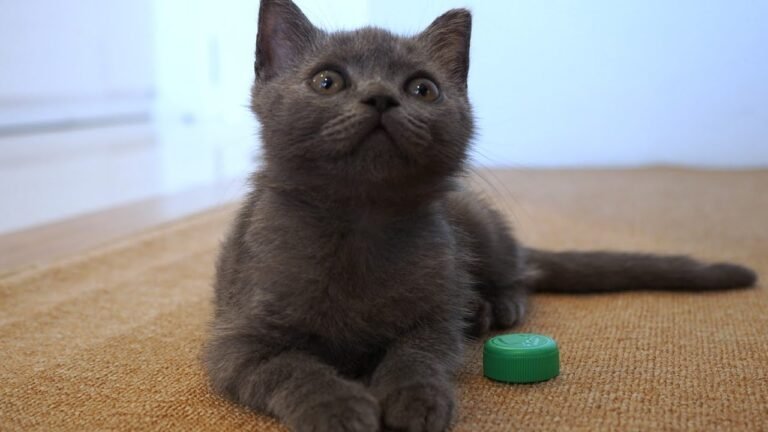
[203, 2, 757, 431]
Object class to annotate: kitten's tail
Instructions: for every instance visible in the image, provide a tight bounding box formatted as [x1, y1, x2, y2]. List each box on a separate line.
[525, 248, 758, 293]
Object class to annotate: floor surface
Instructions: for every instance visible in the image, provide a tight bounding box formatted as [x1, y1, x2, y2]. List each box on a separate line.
[1, 168, 766, 431]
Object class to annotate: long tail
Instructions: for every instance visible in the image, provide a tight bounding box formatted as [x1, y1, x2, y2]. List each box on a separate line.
[526, 248, 758, 293]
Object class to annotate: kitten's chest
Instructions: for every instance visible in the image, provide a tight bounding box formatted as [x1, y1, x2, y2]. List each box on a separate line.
[273, 211, 466, 339]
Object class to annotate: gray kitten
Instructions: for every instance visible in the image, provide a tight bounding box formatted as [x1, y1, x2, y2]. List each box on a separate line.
[203, 1, 757, 431]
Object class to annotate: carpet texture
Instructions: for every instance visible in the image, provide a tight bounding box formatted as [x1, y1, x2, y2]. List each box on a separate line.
[1, 169, 766, 431]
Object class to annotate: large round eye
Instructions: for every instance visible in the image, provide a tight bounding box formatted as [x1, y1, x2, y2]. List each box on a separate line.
[405, 77, 440, 102]
[310, 70, 345, 95]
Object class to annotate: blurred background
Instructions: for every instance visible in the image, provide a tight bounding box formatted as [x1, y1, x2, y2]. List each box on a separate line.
[1, 0, 767, 235]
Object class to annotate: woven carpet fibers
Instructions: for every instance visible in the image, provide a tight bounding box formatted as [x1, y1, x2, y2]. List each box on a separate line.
[1, 169, 766, 431]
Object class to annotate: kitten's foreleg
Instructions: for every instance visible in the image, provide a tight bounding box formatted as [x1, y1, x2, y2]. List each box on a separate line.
[369, 320, 464, 432]
[205, 337, 379, 432]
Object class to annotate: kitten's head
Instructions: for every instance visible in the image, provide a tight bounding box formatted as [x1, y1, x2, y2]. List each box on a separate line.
[252, 0, 474, 201]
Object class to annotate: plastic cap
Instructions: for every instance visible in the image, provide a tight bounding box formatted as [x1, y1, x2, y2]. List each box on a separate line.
[483, 333, 560, 383]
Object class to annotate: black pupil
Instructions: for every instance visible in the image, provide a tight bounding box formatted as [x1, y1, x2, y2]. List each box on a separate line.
[416, 83, 429, 96]
[320, 76, 334, 90]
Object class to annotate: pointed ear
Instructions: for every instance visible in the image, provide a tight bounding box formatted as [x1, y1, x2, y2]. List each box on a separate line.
[419, 9, 472, 88]
[255, 0, 319, 81]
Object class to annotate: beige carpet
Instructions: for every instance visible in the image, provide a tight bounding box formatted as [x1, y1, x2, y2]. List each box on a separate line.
[1, 168, 766, 431]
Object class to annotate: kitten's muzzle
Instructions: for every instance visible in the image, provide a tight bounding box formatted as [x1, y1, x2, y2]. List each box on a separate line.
[361, 94, 400, 113]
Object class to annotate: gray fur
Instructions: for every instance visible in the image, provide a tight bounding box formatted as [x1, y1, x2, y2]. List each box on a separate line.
[203, 1, 757, 431]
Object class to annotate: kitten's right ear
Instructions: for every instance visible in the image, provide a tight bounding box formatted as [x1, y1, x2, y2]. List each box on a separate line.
[255, 0, 318, 81]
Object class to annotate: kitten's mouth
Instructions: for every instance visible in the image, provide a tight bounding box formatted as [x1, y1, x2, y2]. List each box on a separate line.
[367, 124, 391, 139]
[360, 123, 397, 149]
[344, 117, 408, 162]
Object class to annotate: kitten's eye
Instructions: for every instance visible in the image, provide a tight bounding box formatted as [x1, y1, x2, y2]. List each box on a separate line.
[310, 70, 345, 95]
[405, 77, 440, 102]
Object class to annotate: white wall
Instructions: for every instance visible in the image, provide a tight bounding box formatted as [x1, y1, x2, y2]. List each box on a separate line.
[1, 0, 766, 233]
[367, 0, 768, 167]
[3, 0, 764, 169]
[0, 0, 154, 129]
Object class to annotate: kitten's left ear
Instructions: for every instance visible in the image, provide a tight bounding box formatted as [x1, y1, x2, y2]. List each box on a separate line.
[419, 9, 472, 88]
[255, 0, 319, 81]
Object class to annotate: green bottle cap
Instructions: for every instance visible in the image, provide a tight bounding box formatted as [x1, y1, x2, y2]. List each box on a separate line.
[483, 333, 560, 383]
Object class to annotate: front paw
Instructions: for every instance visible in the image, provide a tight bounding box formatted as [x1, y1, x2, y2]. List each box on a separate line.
[380, 381, 455, 432]
[294, 392, 381, 432]
[492, 294, 527, 329]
